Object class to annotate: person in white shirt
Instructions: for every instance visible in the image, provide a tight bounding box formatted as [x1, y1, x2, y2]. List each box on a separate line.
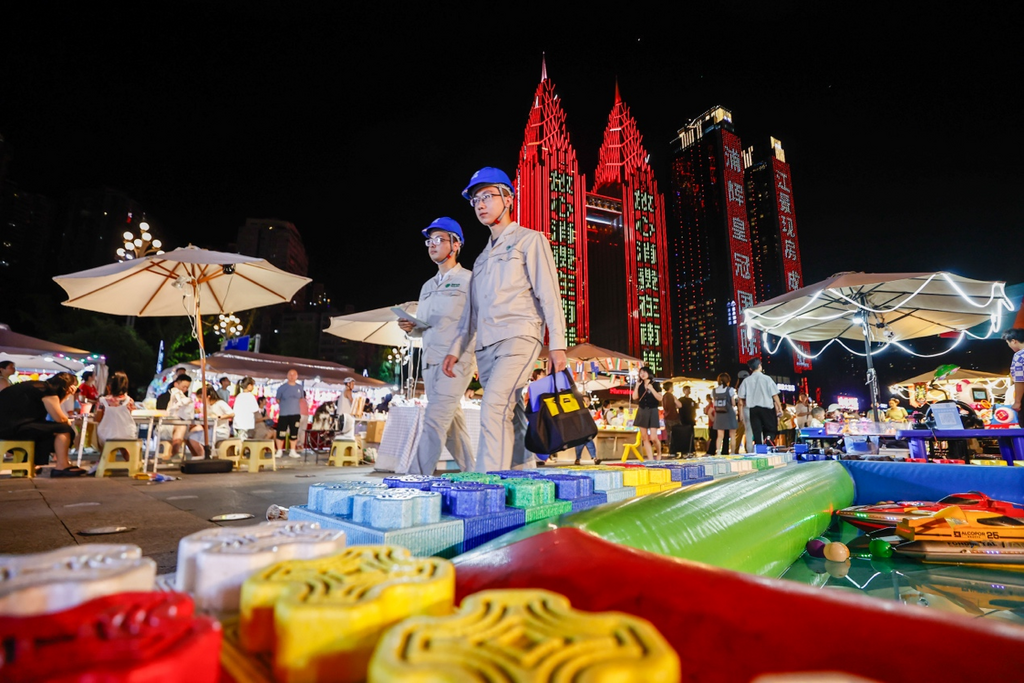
[190, 386, 234, 445]
[335, 377, 356, 438]
[160, 374, 203, 460]
[231, 377, 260, 439]
[399, 217, 476, 474]
[444, 167, 568, 472]
[737, 358, 783, 446]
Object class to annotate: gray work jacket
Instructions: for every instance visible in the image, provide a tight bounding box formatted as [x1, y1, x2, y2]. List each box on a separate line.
[448, 222, 567, 357]
[408, 263, 474, 366]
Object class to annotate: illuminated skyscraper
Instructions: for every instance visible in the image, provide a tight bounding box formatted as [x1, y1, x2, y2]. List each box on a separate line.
[744, 137, 812, 374]
[589, 85, 673, 373]
[668, 107, 760, 375]
[515, 59, 589, 347]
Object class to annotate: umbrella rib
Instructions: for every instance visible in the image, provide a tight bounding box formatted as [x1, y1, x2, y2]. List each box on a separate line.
[200, 268, 227, 312]
[64, 262, 165, 307]
[138, 260, 181, 316]
[233, 270, 291, 301]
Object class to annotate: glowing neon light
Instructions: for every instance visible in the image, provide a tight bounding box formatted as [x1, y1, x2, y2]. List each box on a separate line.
[721, 130, 758, 363]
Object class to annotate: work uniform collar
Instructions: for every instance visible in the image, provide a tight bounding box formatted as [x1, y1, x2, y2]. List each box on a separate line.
[435, 262, 463, 286]
[487, 221, 520, 252]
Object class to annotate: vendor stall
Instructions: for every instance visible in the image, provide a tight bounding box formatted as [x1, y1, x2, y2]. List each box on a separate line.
[890, 366, 1012, 422]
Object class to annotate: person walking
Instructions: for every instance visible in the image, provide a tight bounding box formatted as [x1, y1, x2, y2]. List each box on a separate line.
[733, 370, 752, 454]
[443, 167, 568, 472]
[737, 358, 783, 447]
[399, 216, 476, 475]
[712, 373, 737, 455]
[275, 368, 304, 458]
[661, 380, 682, 457]
[677, 384, 697, 456]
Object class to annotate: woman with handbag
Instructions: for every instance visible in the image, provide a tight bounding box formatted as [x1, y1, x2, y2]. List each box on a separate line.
[631, 366, 664, 461]
[712, 373, 738, 455]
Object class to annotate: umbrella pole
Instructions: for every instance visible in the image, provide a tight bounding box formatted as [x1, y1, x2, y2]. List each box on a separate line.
[861, 317, 881, 422]
[194, 290, 211, 457]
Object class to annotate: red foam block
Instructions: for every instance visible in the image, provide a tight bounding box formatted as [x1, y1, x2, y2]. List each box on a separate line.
[0, 591, 222, 683]
[454, 528, 1024, 682]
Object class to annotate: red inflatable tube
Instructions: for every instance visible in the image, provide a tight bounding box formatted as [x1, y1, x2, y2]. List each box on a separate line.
[0, 591, 222, 683]
[454, 528, 1024, 682]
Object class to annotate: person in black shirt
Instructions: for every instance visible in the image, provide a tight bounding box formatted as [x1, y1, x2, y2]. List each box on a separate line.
[631, 366, 663, 461]
[677, 384, 698, 456]
[0, 372, 84, 476]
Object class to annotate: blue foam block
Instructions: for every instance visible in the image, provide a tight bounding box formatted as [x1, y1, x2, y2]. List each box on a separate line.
[383, 474, 443, 490]
[286, 505, 464, 558]
[570, 492, 608, 512]
[460, 507, 527, 551]
[351, 489, 442, 530]
[313, 482, 389, 514]
[534, 474, 593, 499]
[682, 475, 714, 487]
[573, 469, 624, 491]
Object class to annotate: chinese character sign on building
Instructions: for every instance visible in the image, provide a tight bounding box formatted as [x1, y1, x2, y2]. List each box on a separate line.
[549, 169, 581, 345]
[628, 185, 666, 373]
[721, 130, 760, 363]
[771, 157, 812, 372]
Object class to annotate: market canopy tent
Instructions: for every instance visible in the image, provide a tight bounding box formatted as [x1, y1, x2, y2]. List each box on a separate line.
[743, 271, 1014, 419]
[192, 350, 386, 387]
[53, 246, 312, 456]
[0, 324, 102, 376]
[895, 367, 1009, 386]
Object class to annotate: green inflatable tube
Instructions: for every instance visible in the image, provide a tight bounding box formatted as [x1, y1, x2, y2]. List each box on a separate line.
[459, 461, 855, 578]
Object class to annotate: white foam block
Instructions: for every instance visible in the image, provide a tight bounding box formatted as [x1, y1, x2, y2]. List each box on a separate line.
[175, 521, 346, 611]
[0, 544, 156, 616]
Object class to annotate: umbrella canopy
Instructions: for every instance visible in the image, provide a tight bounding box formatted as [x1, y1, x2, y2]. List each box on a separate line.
[538, 343, 642, 371]
[743, 271, 1013, 344]
[324, 302, 421, 348]
[895, 367, 1008, 386]
[0, 324, 95, 358]
[53, 245, 311, 317]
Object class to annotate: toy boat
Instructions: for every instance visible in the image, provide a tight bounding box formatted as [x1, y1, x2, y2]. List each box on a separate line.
[893, 506, 1024, 566]
[837, 492, 1024, 532]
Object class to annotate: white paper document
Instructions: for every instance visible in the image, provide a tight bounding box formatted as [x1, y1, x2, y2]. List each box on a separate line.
[391, 306, 429, 329]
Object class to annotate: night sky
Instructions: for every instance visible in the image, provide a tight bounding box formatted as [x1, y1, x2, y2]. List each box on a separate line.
[3, 4, 1022, 388]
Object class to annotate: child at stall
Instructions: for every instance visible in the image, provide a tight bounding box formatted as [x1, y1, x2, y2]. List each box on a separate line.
[189, 386, 234, 447]
[94, 371, 136, 447]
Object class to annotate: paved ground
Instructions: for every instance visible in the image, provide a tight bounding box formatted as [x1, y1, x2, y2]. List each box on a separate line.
[0, 455, 383, 573]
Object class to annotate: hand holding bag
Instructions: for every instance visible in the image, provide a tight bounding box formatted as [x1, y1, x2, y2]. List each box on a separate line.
[525, 369, 598, 454]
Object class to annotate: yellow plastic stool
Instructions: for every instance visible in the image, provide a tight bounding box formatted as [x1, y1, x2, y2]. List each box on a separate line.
[621, 429, 644, 462]
[216, 438, 244, 470]
[156, 440, 175, 461]
[242, 440, 277, 473]
[96, 439, 144, 477]
[327, 438, 360, 467]
[1, 440, 36, 478]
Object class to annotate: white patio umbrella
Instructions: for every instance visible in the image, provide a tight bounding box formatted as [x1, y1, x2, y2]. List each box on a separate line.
[743, 271, 1014, 419]
[0, 352, 86, 373]
[53, 246, 312, 452]
[323, 302, 422, 348]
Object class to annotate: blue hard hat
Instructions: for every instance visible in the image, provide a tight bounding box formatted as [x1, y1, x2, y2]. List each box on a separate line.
[462, 167, 515, 200]
[421, 216, 463, 242]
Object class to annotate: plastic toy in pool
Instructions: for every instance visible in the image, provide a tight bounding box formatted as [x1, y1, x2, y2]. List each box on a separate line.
[892, 506, 1024, 566]
[837, 491, 1024, 532]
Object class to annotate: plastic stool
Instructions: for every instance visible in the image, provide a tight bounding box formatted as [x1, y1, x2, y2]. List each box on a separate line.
[241, 440, 276, 473]
[156, 440, 175, 461]
[215, 439, 244, 470]
[328, 438, 360, 467]
[621, 429, 644, 462]
[96, 439, 144, 477]
[1, 440, 36, 478]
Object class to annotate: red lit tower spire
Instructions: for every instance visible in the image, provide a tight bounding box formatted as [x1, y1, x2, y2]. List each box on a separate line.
[515, 57, 589, 346]
[592, 84, 673, 373]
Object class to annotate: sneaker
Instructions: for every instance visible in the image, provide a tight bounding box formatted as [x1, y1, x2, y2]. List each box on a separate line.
[288, 450, 301, 459]
[275, 450, 284, 458]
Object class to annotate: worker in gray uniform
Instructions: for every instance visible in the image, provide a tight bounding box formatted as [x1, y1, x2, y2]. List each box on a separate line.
[443, 167, 568, 472]
[399, 217, 476, 474]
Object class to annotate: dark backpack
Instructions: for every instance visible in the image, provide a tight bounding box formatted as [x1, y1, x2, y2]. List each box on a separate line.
[156, 390, 171, 410]
[714, 388, 730, 413]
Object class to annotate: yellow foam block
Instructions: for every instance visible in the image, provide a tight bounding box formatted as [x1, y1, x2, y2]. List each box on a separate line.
[633, 483, 662, 496]
[660, 481, 682, 491]
[644, 468, 672, 484]
[620, 469, 650, 486]
[239, 546, 454, 683]
[368, 588, 680, 683]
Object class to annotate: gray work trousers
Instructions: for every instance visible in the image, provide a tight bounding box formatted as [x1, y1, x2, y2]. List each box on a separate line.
[408, 360, 477, 475]
[474, 336, 542, 473]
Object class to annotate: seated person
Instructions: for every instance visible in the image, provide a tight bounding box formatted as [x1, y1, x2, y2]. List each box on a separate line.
[189, 386, 234, 446]
[251, 395, 275, 440]
[0, 372, 83, 476]
[94, 371, 137, 447]
[158, 374, 203, 460]
[808, 406, 825, 428]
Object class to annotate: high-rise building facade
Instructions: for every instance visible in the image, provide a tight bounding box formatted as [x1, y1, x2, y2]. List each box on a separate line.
[515, 62, 589, 347]
[743, 137, 812, 374]
[668, 107, 760, 375]
[590, 86, 673, 373]
[514, 62, 673, 373]
[236, 218, 309, 277]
